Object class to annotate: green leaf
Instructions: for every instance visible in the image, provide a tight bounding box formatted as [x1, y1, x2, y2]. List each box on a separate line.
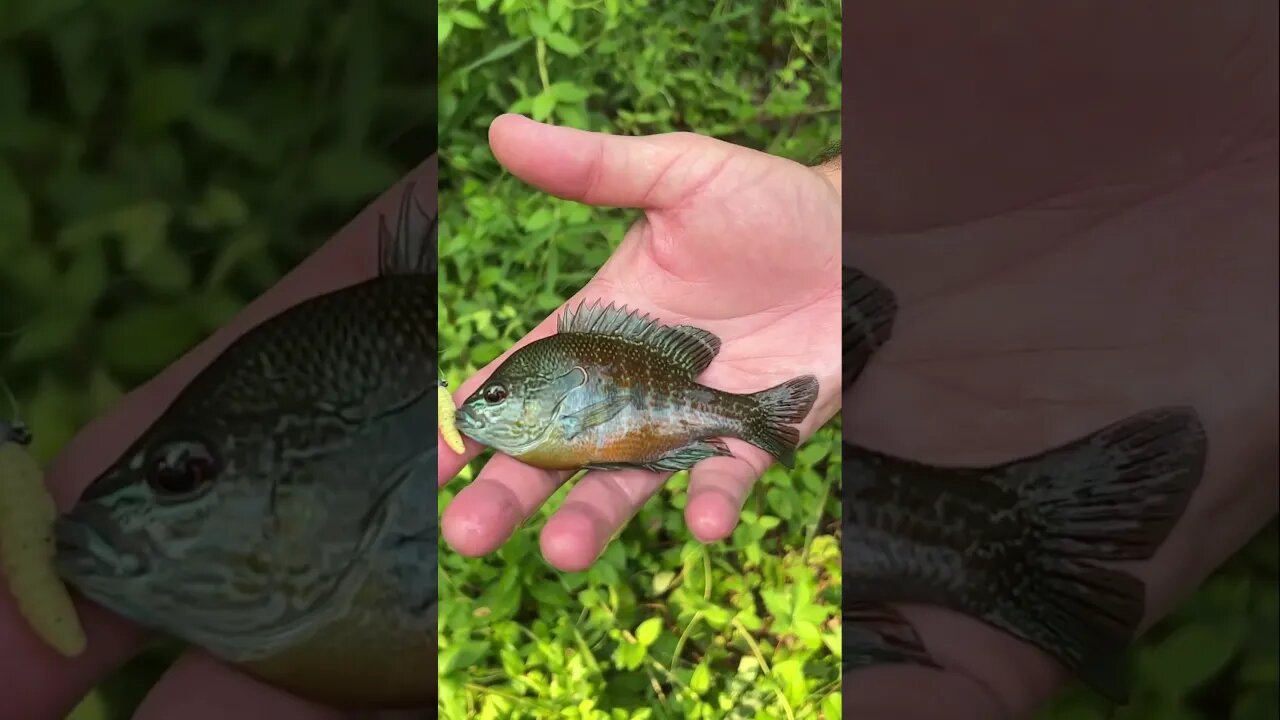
[531, 90, 556, 122]
[550, 81, 589, 103]
[450, 10, 485, 30]
[458, 38, 531, 75]
[186, 186, 249, 232]
[545, 32, 583, 57]
[132, 244, 193, 296]
[0, 161, 30, 246]
[111, 201, 173, 272]
[1144, 620, 1245, 696]
[635, 617, 662, 647]
[652, 570, 676, 594]
[7, 306, 80, 364]
[528, 15, 551, 38]
[129, 64, 201, 132]
[820, 692, 841, 720]
[530, 581, 572, 607]
[613, 639, 646, 670]
[771, 657, 806, 708]
[101, 303, 206, 377]
[440, 641, 491, 676]
[523, 207, 554, 231]
[65, 689, 110, 720]
[308, 146, 400, 202]
[689, 661, 711, 694]
[61, 242, 107, 310]
[438, 16, 453, 46]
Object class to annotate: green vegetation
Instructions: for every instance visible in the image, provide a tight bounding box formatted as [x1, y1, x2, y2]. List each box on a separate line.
[438, 1, 842, 718]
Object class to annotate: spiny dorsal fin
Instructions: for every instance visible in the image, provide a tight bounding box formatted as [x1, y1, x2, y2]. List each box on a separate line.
[557, 301, 721, 377]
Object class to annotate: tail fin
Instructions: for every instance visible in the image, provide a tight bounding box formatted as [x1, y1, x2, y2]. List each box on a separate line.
[987, 406, 1207, 702]
[843, 265, 898, 390]
[844, 602, 939, 671]
[743, 375, 819, 468]
[378, 180, 437, 277]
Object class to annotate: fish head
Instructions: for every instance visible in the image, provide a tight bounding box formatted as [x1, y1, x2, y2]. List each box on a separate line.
[454, 341, 587, 455]
[53, 416, 316, 656]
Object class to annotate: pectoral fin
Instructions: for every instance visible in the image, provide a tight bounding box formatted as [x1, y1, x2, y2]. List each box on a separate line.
[560, 394, 631, 441]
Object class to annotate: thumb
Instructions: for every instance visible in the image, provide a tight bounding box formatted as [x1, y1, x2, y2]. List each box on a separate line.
[487, 114, 734, 209]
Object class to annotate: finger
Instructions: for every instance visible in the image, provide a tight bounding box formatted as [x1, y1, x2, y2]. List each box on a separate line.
[441, 453, 570, 556]
[684, 448, 768, 542]
[488, 114, 736, 210]
[133, 651, 349, 720]
[843, 665, 1005, 720]
[540, 467, 672, 572]
[0, 595, 143, 719]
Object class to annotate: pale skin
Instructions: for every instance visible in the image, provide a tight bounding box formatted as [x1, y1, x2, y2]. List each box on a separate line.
[436, 114, 843, 572]
[842, 1, 1276, 718]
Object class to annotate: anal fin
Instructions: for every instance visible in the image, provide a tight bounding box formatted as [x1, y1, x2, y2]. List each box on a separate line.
[584, 438, 732, 473]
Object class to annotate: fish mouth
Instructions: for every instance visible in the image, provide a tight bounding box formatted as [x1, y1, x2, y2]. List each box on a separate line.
[453, 406, 482, 431]
[54, 508, 150, 580]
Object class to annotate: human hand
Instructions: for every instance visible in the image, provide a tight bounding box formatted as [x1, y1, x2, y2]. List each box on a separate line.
[437, 114, 841, 571]
[841, 3, 1276, 717]
[0, 158, 437, 720]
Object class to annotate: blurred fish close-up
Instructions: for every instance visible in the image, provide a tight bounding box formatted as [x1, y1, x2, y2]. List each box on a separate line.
[51, 188, 440, 710]
[840, 265, 1209, 704]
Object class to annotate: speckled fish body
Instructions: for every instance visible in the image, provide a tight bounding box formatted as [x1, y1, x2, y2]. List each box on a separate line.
[839, 265, 1208, 703]
[52, 187, 438, 709]
[454, 302, 820, 473]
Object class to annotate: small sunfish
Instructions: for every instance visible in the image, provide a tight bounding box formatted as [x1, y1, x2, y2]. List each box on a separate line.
[52, 186, 439, 709]
[839, 265, 1208, 704]
[454, 302, 820, 473]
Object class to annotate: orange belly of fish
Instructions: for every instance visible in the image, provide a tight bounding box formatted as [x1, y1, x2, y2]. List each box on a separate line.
[516, 423, 690, 470]
[235, 576, 434, 709]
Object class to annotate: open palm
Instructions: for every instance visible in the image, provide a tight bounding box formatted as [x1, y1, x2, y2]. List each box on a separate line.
[841, 2, 1276, 716]
[437, 114, 841, 571]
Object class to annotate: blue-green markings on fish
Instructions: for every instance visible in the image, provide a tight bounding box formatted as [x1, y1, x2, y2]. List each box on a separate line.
[840, 264, 1209, 704]
[52, 185, 439, 709]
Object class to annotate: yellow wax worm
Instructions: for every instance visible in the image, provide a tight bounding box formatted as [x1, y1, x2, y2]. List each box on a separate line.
[0, 428, 87, 657]
[437, 381, 466, 454]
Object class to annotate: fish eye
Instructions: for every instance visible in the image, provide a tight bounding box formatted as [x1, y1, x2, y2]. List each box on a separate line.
[147, 440, 219, 498]
[482, 385, 508, 404]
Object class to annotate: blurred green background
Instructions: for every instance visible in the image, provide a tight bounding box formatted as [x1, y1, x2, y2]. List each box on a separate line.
[438, 1, 842, 719]
[0, 1, 433, 718]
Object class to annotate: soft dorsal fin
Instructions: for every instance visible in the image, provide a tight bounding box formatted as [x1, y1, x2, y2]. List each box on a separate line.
[557, 301, 721, 376]
[378, 181, 437, 277]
